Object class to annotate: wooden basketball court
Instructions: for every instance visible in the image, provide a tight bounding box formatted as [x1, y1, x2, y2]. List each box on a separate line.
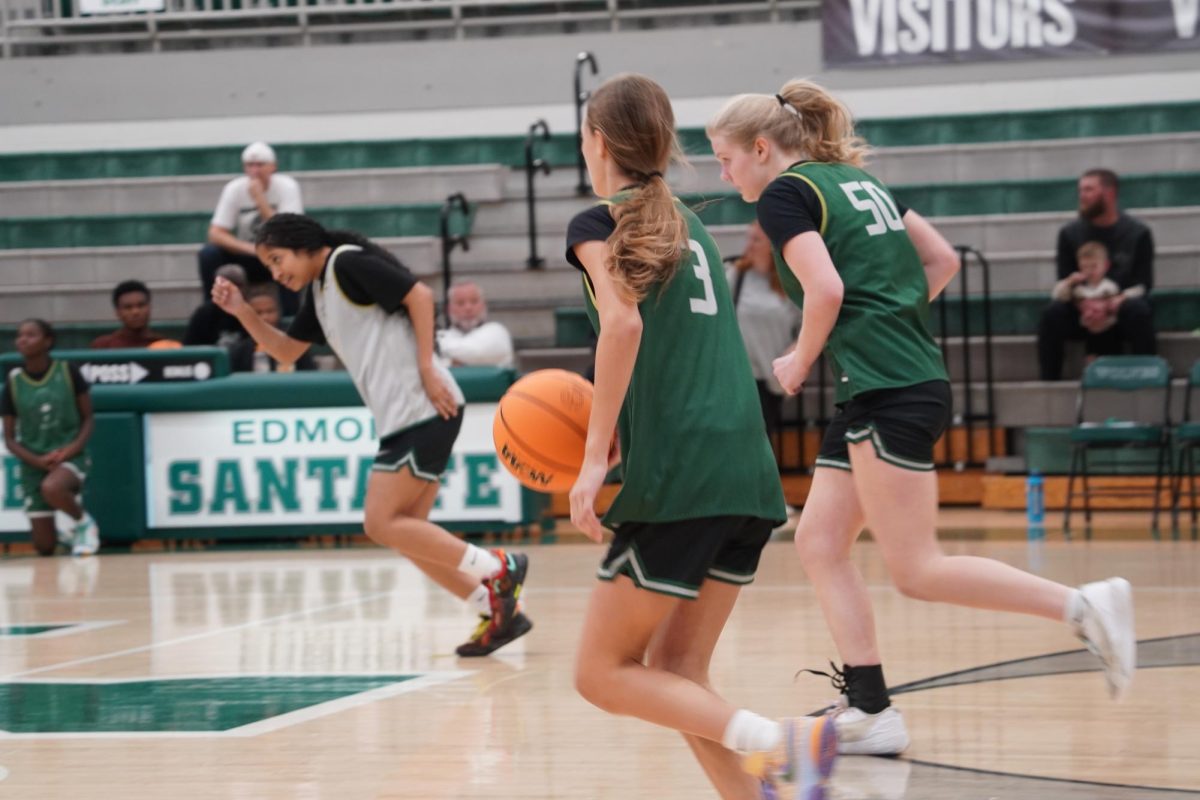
[1, 510, 1196, 799]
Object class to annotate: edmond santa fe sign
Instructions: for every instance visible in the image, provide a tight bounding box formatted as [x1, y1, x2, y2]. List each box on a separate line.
[0, 404, 523, 534]
[145, 405, 523, 528]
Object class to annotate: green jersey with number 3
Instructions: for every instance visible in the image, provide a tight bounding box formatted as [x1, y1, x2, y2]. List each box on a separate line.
[772, 162, 948, 404]
[581, 200, 787, 526]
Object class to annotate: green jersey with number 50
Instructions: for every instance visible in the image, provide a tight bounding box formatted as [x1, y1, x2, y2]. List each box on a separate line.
[770, 162, 948, 404]
[574, 199, 787, 527]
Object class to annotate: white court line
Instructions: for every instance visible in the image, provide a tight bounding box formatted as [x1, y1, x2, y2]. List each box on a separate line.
[2, 589, 398, 681]
[0, 672, 470, 740]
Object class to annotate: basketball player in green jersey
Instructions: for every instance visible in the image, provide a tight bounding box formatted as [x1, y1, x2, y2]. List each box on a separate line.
[707, 80, 1136, 756]
[1, 319, 99, 556]
[567, 73, 838, 800]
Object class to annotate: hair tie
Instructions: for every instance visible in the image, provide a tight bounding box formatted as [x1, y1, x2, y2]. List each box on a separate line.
[637, 170, 664, 184]
[776, 94, 802, 120]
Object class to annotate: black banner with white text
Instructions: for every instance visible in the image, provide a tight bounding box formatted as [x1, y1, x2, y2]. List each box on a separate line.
[823, 0, 1200, 67]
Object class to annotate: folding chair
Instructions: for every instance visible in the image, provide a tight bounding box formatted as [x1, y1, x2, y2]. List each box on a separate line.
[1065, 355, 1172, 536]
[1172, 360, 1200, 538]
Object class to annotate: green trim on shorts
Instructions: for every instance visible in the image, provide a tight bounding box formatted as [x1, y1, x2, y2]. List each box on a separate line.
[596, 544, 701, 600]
[706, 566, 755, 586]
[371, 450, 440, 482]
[845, 424, 936, 472]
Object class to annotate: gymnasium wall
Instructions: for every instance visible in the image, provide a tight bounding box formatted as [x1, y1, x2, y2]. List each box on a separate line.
[3, 21, 1200, 132]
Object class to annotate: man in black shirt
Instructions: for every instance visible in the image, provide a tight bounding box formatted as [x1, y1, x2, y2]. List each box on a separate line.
[1037, 168, 1156, 380]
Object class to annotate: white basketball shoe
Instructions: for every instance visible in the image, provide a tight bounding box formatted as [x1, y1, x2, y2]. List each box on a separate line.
[71, 513, 100, 557]
[1072, 577, 1136, 701]
[829, 697, 910, 756]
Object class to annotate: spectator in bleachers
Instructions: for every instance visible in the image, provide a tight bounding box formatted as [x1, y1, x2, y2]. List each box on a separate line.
[726, 221, 801, 438]
[198, 141, 303, 315]
[90, 280, 167, 349]
[1038, 168, 1156, 380]
[230, 285, 316, 373]
[184, 264, 248, 347]
[1049, 241, 1127, 366]
[437, 281, 514, 368]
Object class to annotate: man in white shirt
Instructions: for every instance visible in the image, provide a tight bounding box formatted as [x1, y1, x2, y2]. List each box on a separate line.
[437, 281, 514, 369]
[198, 141, 304, 313]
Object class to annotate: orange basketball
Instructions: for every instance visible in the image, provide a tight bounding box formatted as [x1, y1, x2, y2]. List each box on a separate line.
[148, 339, 183, 350]
[493, 369, 592, 493]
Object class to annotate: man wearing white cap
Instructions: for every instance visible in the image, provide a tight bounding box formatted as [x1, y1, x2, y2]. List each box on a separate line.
[198, 141, 304, 313]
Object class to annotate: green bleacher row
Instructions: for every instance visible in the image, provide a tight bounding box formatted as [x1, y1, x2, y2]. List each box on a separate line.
[553, 289, 1200, 348]
[2, 172, 1198, 250]
[2, 101, 1198, 183]
[0, 202, 474, 250]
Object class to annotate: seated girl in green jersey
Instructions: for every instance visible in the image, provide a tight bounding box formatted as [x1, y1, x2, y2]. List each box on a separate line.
[566, 73, 838, 800]
[1, 319, 99, 556]
[707, 79, 1136, 757]
[210, 215, 530, 657]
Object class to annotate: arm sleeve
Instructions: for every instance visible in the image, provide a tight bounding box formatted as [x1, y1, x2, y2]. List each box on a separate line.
[286, 288, 327, 345]
[211, 179, 241, 230]
[1051, 277, 1075, 303]
[756, 178, 823, 251]
[565, 205, 617, 272]
[1129, 226, 1154, 294]
[277, 176, 304, 215]
[1055, 226, 1076, 281]
[67, 362, 90, 396]
[333, 251, 417, 313]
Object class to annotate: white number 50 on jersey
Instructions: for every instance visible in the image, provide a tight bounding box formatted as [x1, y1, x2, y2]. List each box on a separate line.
[687, 239, 718, 316]
[840, 180, 905, 237]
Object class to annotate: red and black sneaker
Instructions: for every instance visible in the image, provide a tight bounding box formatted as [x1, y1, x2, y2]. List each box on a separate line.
[485, 549, 528, 631]
[454, 611, 534, 657]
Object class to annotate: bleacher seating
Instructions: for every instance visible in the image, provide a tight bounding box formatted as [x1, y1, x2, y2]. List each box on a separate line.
[1, 99, 1197, 437]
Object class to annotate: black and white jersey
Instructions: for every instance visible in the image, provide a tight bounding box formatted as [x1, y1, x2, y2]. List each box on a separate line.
[289, 244, 464, 438]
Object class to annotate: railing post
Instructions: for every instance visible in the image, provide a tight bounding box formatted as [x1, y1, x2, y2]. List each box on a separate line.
[956, 244, 973, 469]
[524, 119, 551, 269]
[0, 0, 11, 60]
[439, 192, 471, 329]
[573, 51, 598, 196]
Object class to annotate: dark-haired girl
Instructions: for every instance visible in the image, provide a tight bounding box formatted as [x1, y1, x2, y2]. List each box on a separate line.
[211, 213, 530, 657]
[2, 319, 99, 556]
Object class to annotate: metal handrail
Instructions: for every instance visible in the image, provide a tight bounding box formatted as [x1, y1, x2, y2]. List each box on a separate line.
[573, 51, 599, 196]
[524, 119, 551, 270]
[439, 191, 471, 328]
[933, 244, 996, 469]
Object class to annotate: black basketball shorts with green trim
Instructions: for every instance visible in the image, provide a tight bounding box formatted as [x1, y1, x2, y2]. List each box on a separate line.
[372, 408, 464, 481]
[597, 515, 778, 599]
[815, 380, 952, 472]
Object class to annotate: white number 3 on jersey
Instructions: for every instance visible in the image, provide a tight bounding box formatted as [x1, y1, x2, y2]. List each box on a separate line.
[687, 239, 718, 316]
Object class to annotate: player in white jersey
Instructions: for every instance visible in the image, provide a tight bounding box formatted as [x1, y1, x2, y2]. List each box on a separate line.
[211, 213, 531, 656]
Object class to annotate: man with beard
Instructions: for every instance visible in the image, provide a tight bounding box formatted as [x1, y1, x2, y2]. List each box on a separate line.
[436, 281, 514, 368]
[1037, 168, 1156, 380]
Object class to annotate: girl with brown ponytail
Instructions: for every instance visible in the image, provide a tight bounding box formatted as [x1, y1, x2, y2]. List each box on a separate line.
[708, 79, 1136, 757]
[566, 73, 836, 799]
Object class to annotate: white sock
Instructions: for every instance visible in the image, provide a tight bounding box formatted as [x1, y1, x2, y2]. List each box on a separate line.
[457, 544, 502, 581]
[467, 584, 492, 616]
[1064, 588, 1085, 628]
[721, 709, 782, 753]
